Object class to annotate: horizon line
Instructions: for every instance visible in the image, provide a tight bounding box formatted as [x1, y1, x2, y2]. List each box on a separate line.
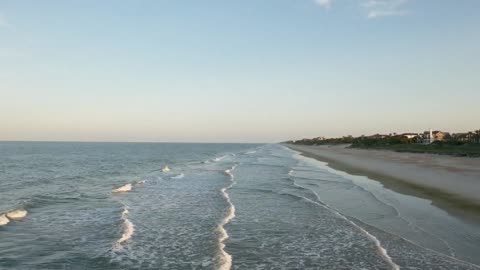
[0, 140, 269, 144]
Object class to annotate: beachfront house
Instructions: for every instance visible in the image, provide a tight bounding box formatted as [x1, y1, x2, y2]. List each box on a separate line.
[400, 133, 419, 139]
[367, 134, 390, 139]
[421, 130, 449, 144]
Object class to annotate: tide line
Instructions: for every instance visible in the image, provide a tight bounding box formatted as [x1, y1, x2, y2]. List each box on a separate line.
[290, 169, 400, 270]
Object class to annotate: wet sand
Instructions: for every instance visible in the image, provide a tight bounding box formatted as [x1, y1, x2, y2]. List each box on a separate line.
[285, 144, 480, 218]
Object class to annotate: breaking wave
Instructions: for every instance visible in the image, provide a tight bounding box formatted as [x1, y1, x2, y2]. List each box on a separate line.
[6, 209, 28, 221]
[0, 214, 10, 226]
[214, 155, 228, 162]
[115, 206, 135, 248]
[171, 173, 185, 179]
[0, 209, 29, 227]
[112, 184, 133, 193]
[217, 165, 237, 270]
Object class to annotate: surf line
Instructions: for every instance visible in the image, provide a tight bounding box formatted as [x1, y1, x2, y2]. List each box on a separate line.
[113, 204, 135, 250]
[289, 169, 400, 270]
[217, 164, 238, 270]
[0, 209, 28, 227]
[111, 181, 143, 249]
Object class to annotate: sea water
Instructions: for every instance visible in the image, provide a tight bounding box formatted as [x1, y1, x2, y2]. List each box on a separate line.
[0, 142, 479, 269]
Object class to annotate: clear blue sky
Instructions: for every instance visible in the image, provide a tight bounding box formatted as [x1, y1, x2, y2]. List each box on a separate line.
[1, 0, 479, 142]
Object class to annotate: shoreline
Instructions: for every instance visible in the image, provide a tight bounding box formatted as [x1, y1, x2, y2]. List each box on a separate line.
[284, 144, 480, 221]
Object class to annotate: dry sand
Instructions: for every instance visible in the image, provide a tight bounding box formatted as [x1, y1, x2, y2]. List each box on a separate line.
[286, 144, 480, 211]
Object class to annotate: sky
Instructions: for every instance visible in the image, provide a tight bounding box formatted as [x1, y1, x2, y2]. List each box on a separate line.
[0, 0, 479, 143]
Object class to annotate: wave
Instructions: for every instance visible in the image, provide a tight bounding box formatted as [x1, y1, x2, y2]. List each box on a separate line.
[122, 207, 129, 217]
[115, 206, 135, 248]
[214, 155, 228, 162]
[117, 218, 134, 245]
[245, 150, 257, 155]
[0, 208, 28, 227]
[112, 184, 133, 193]
[171, 173, 185, 179]
[290, 164, 480, 268]
[21, 193, 88, 210]
[162, 166, 171, 172]
[217, 165, 237, 270]
[339, 175, 458, 258]
[6, 209, 28, 221]
[288, 173, 400, 270]
[0, 214, 10, 226]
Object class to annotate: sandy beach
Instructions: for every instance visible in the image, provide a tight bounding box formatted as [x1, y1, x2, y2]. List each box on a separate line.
[286, 144, 480, 214]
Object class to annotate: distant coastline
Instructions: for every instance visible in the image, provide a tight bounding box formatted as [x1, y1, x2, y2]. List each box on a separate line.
[286, 129, 480, 157]
[285, 144, 480, 221]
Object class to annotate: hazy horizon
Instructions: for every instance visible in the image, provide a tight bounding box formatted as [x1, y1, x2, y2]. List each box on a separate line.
[1, 1, 479, 143]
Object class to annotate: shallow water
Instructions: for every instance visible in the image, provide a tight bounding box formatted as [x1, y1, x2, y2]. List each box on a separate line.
[0, 142, 479, 269]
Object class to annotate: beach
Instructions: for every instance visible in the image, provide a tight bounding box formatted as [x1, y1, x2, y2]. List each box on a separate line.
[286, 144, 480, 214]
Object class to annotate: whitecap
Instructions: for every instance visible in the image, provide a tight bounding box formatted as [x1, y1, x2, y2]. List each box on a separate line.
[6, 209, 28, 221]
[171, 173, 185, 179]
[122, 207, 129, 217]
[136, 180, 145, 185]
[117, 218, 134, 245]
[115, 206, 135, 247]
[217, 165, 237, 270]
[162, 166, 171, 172]
[224, 169, 234, 178]
[112, 184, 133, 193]
[0, 214, 10, 226]
[214, 155, 227, 162]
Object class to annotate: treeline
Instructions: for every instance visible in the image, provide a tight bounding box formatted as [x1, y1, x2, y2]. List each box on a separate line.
[351, 136, 416, 147]
[285, 130, 480, 157]
[285, 136, 356, 146]
[286, 130, 480, 147]
[352, 140, 480, 157]
[285, 135, 416, 147]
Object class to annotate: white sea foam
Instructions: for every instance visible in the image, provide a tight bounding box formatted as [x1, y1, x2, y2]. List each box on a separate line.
[112, 183, 132, 193]
[245, 150, 257, 155]
[171, 173, 185, 179]
[214, 155, 227, 162]
[217, 165, 237, 270]
[290, 175, 400, 270]
[122, 208, 129, 217]
[115, 206, 135, 247]
[0, 214, 10, 226]
[136, 180, 145, 185]
[162, 166, 171, 172]
[117, 218, 134, 244]
[6, 209, 28, 221]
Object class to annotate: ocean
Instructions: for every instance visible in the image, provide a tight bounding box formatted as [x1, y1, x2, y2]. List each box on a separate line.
[0, 142, 479, 270]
